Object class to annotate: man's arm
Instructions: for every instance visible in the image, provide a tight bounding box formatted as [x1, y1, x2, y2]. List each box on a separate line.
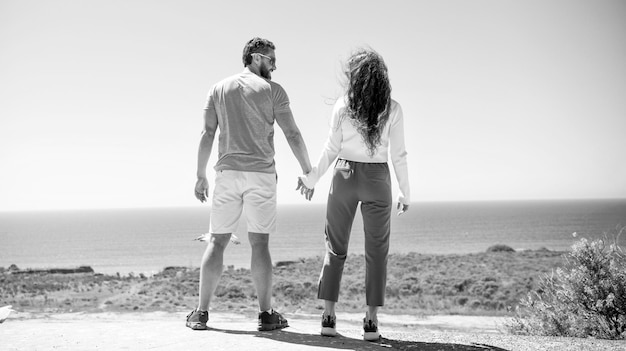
[275, 109, 312, 175]
[195, 107, 218, 202]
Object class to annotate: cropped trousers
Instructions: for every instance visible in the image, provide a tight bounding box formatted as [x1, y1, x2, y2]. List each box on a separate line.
[317, 159, 392, 306]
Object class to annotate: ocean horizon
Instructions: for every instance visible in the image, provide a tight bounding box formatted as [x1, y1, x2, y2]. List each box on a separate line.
[1, 199, 625, 275]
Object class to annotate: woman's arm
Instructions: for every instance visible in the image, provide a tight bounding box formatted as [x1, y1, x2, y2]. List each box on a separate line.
[389, 102, 411, 207]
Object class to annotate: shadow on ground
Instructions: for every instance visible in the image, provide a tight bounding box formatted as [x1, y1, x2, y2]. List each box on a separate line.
[208, 327, 509, 350]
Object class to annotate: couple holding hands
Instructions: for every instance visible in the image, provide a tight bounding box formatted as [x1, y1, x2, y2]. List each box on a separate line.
[187, 37, 410, 342]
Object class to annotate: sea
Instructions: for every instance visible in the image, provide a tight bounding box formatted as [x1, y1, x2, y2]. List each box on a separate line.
[1, 199, 625, 275]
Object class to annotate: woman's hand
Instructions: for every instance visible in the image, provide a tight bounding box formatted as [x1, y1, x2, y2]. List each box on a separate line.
[296, 178, 315, 201]
[397, 202, 409, 216]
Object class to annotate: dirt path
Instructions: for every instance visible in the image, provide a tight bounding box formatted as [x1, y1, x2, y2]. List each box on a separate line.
[1, 311, 622, 350]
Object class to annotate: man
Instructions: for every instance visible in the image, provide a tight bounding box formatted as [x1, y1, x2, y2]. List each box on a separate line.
[185, 37, 313, 331]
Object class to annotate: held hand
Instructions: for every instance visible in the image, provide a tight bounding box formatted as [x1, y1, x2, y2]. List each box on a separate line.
[305, 187, 314, 201]
[195, 177, 209, 203]
[397, 202, 409, 216]
[296, 178, 315, 201]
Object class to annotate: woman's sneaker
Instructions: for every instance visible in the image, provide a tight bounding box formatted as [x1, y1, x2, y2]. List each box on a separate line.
[185, 309, 208, 330]
[258, 309, 289, 331]
[321, 314, 337, 336]
[363, 318, 380, 341]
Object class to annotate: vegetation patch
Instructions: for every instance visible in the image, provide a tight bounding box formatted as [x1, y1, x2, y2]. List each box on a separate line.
[507, 232, 626, 340]
[1, 249, 565, 316]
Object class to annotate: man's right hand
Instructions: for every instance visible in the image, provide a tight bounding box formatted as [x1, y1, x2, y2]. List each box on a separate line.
[195, 177, 209, 203]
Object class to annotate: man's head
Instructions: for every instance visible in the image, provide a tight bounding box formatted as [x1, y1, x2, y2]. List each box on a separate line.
[242, 37, 276, 80]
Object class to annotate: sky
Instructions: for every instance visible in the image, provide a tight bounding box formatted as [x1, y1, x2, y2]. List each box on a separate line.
[1, 0, 625, 211]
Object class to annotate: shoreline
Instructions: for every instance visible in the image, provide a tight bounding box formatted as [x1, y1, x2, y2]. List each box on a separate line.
[1, 246, 566, 277]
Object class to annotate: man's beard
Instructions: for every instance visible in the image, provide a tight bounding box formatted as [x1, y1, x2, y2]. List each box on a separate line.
[260, 64, 272, 80]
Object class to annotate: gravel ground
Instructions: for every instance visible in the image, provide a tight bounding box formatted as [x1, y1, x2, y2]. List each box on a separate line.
[1, 311, 623, 351]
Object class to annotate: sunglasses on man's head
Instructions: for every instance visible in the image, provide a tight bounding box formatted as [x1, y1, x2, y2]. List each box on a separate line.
[253, 53, 275, 66]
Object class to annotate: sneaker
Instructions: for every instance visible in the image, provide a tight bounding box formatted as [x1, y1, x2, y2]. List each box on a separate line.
[363, 318, 380, 341]
[321, 314, 337, 336]
[258, 309, 289, 331]
[186, 309, 208, 330]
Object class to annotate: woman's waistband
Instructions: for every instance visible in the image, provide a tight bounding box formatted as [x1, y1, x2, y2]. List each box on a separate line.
[337, 158, 388, 165]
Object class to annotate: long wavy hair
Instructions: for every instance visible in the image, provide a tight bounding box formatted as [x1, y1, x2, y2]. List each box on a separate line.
[343, 49, 391, 156]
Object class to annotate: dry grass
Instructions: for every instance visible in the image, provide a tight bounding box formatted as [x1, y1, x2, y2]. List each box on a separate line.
[0, 249, 564, 316]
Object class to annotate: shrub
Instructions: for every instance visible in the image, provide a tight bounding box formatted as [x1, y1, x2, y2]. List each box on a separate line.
[507, 230, 626, 339]
[486, 245, 515, 253]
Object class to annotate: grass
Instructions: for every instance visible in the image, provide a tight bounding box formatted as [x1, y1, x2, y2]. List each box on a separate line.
[0, 248, 565, 316]
[273, 249, 565, 315]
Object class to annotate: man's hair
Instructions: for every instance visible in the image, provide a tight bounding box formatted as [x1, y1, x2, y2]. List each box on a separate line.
[242, 37, 275, 67]
[343, 48, 392, 157]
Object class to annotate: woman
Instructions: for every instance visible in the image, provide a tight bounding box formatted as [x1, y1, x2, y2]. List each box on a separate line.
[298, 48, 410, 341]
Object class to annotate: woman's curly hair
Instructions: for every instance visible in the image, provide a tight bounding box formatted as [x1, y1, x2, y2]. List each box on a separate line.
[343, 49, 391, 157]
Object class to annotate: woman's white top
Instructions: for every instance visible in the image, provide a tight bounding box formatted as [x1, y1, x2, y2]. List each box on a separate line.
[301, 97, 411, 205]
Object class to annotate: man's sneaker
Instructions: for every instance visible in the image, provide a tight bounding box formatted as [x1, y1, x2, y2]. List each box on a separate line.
[363, 318, 380, 341]
[258, 309, 289, 331]
[186, 309, 208, 330]
[321, 314, 337, 336]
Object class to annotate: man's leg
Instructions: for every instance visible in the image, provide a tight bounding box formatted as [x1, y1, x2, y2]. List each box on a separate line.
[187, 170, 242, 329]
[187, 233, 231, 330]
[242, 171, 277, 312]
[248, 232, 272, 312]
[249, 231, 288, 331]
[197, 233, 231, 311]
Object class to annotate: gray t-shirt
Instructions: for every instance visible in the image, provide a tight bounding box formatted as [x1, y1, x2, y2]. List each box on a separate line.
[205, 68, 290, 173]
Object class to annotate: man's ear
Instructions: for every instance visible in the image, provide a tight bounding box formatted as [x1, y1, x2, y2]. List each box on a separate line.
[250, 53, 259, 66]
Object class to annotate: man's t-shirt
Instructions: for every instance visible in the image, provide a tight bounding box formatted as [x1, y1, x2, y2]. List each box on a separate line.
[205, 67, 291, 174]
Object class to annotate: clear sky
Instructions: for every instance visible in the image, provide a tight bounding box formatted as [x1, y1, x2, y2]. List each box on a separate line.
[1, 0, 625, 211]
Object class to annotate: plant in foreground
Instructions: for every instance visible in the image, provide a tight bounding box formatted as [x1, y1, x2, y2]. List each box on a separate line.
[507, 229, 626, 339]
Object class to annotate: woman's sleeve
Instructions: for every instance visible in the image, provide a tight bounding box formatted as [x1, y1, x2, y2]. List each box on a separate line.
[300, 103, 343, 189]
[389, 103, 411, 205]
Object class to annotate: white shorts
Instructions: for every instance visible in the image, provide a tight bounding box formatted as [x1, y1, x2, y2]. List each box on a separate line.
[210, 170, 277, 235]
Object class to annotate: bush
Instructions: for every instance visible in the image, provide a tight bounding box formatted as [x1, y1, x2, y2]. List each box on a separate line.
[507, 230, 626, 339]
[486, 245, 515, 253]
